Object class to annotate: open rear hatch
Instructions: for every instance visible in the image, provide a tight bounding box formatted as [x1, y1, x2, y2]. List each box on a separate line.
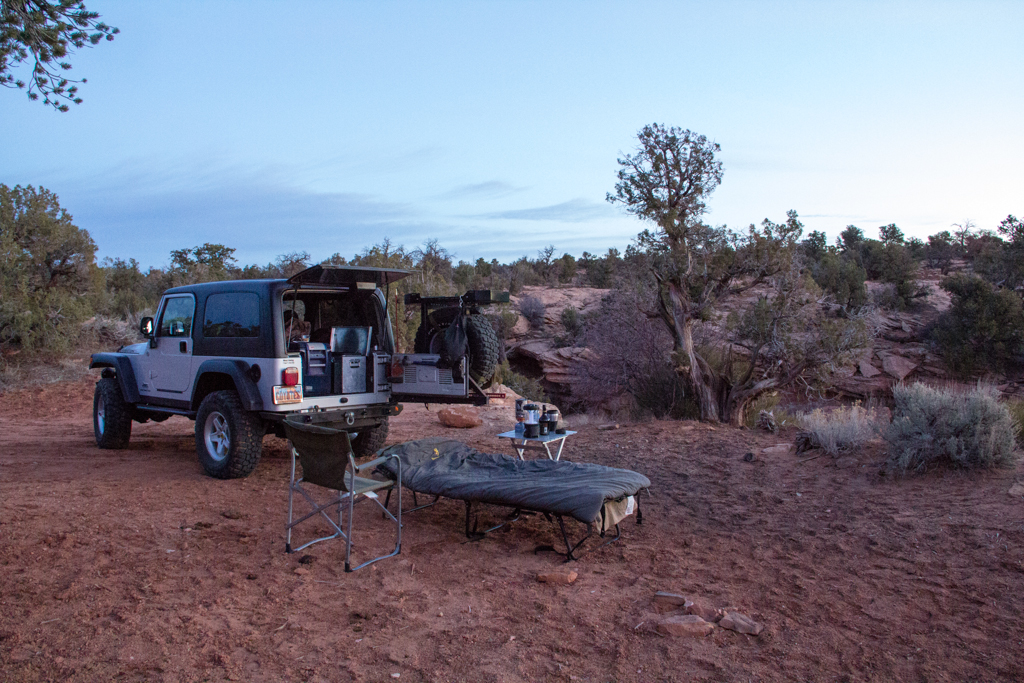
[287, 265, 412, 288]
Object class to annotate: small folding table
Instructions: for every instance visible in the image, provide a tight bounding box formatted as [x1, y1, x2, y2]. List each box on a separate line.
[497, 429, 577, 461]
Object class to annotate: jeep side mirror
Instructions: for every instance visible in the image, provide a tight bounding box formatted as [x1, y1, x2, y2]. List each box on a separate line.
[139, 317, 156, 347]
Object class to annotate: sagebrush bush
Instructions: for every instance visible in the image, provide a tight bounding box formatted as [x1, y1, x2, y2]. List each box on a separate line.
[798, 405, 882, 455]
[519, 296, 545, 327]
[885, 383, 1018, 473]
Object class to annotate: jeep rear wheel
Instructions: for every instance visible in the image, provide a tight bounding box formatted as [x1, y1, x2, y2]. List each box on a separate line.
[94, 377, 132, 449]
[351, 418, 389, 458]
[195, 390, 263, 479]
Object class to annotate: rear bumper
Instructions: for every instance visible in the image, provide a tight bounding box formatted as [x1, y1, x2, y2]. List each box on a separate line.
[260, 401, 402, 431]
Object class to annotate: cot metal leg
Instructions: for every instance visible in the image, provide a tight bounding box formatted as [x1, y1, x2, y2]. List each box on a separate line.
[464, 501, 521, 540]
[384, 488, 441, 514]
[549, 516, 623, 562]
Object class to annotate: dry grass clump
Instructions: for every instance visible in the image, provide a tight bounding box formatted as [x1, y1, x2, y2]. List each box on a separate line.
[885, 382, 1018, 474]
[81, 314, 143, 350]
[798, 405, 883, 456]
[1004, 397, 1024, 445]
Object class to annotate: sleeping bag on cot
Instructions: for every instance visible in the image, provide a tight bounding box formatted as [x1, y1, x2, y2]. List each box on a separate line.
[375, 437, 650, 526]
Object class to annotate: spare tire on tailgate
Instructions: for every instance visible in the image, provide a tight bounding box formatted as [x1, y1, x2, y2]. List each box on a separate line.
[413, 308, 499, 385]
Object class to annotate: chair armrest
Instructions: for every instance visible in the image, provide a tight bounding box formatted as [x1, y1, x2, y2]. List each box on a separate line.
[354, 453, 401, 476]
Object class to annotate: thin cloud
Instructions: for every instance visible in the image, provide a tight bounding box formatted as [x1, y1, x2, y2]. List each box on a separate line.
[434, 181, 524, 201]
[469, 198, 612, 222]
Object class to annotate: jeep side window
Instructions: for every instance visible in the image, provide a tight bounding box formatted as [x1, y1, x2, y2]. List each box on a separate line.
[158, 296, 195, 337]
[204, 293, 260, 338]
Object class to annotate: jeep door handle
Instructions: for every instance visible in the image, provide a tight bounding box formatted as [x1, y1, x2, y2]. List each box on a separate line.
[179, 341, 188, 353]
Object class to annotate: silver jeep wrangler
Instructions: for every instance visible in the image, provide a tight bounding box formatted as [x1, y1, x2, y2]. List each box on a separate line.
[90, 265, 503, 478]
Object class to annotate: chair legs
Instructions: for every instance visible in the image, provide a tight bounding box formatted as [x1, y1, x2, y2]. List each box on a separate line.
[285, 448, 402, 572]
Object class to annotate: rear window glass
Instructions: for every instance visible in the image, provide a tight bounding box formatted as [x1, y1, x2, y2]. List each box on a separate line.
[203, 293, 260, 338]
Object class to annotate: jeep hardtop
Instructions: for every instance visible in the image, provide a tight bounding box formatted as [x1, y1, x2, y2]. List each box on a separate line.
[90, 265, 504, 478]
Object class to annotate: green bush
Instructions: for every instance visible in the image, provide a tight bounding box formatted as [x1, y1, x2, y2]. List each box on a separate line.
[491, 360, 548, 402]
[884, 383, 1018, 474]
[0, 185, 99, 356]
[932, 274, 1024, 376]
[808, 251, 868, 308]
[556, 305, 585, 347]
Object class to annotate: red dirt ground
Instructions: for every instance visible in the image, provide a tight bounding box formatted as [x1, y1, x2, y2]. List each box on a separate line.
[2, 377, 1023, 682]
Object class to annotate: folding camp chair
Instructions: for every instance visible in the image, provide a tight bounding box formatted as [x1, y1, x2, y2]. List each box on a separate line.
[283, 417, 402, 572]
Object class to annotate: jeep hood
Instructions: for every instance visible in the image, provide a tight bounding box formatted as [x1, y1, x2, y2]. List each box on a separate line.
[287, 265, 410, 288]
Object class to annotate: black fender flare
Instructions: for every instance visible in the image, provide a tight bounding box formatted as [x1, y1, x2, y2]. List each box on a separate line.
[89, 353, 141, 403]
[191, 359, 264, 411]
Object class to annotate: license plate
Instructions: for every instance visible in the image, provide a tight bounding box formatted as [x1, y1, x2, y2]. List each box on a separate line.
[273, 385, 303, 405]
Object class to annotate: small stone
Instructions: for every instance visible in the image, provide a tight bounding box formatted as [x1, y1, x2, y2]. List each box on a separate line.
[657, 614, 714, 637]
[653, 591, 689, 606]
[743, 452, 755, 462]
[719, 611, 763, 635]
[391, 674, 401, 679]
[761, 444, 793, 456]
[222, 510, 243, 520]
[438, 406, 483, 428]
[1009, 482, 1024, 497]
[537, 570, 578, 585]
[293, 567, 309, 576]
[684, 601, 722, 622]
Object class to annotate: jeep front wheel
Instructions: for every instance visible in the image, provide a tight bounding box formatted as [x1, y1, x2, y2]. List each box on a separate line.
[195, 390, 263, 479]
[94, 377, 132, 449]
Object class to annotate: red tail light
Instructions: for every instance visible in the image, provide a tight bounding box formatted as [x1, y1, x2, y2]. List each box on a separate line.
[282, 367, 299, 386]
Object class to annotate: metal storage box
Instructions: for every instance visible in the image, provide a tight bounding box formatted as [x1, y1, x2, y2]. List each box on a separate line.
[333, 355, 368, 394]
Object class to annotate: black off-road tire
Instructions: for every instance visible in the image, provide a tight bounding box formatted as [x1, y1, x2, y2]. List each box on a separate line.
[413, 308, 500, 384]
[94, 377, 133, 449]
[195, 390, 264, 479]
[464, 315, 499, 384]
[350, 418, 389, 458]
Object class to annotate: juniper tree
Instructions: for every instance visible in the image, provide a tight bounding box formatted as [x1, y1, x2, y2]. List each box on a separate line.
[608, 124, 866, 424]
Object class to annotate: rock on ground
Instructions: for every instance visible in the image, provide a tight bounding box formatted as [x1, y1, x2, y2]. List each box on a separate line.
[719, 611, 764, 636]
[537, 570, 578, 585]
[437, 406, 483, 428]
[657, 614, 715, 637]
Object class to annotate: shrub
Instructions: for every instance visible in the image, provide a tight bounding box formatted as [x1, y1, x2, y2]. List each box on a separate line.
[884, 383, 1018, 473]
[798, 405, 882, 456]
[574, 289, 696, 419]
[1004, 398, 1024, 445]
[519, 295, 546, 328]
[556, 305, 585, 347]
[808, 251, 868, 309]
[932, 274, 1024, 376]
[491, 360, 548, 402]
[1, 184, 99, 356]
[744, 393, 797, 431]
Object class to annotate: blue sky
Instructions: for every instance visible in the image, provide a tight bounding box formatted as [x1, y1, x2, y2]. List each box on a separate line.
[2, 0, 1022, 269]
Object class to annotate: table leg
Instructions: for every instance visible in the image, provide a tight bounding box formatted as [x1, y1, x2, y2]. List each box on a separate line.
[551, 437, 567, 461]
[506, 437, 527, 460]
